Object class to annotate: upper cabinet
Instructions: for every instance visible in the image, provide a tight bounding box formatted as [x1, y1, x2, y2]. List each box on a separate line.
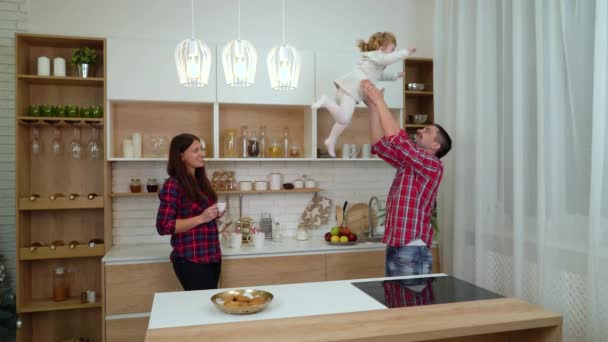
[107, 38, 217, 102]
[315, 51, 404, 109]
[216, 46, 315, 105]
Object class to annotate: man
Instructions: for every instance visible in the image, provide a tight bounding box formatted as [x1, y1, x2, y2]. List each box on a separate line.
[361, 80, 452, 276]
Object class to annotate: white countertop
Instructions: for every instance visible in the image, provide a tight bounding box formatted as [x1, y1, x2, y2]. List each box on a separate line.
[102, 238, 387, 265]
[148, 273, 447, 330]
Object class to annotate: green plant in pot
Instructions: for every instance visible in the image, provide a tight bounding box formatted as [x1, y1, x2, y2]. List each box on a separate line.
[71, 47, 97, 78]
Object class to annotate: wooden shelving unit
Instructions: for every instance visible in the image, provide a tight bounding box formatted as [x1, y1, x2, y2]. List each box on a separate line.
[403, 58, 434, 133]
[111, 188, 323, 198]
[15, 33, 108, 342]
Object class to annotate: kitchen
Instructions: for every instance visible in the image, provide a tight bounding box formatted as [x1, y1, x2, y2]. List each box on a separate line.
[1, 0, 607, 342]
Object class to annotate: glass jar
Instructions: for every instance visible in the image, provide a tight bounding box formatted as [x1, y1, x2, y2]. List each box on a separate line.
[240, 125, 248, 158]
[289, 143, 301, 158]
[247, 130, 260, 157]
[146, 178, 159, 192]
[259, 125, 267, 158]
[130, 178, 142, 193]
[268, 138, 282, 158]
[283, 126, 290, 158]
[53, 266, 69, 302]
[223, 128, 238, 158]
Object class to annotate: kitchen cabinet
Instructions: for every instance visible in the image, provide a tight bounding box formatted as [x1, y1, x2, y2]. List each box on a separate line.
[14, 33, 109, 342]
[326, 250, 385, 280]
[315, 51, 404, 109]
[108, 38, 217, 102]
[220, 255, 326, 288]
[106, 317, 149, 342]
[217, 46, 315, 105]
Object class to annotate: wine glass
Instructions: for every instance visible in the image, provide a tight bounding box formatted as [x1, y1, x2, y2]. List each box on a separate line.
[51, 127, 63, 156]
[31, 127, 41, 156]
[88, 127, 102, 160]
[70, 127, 83, 160]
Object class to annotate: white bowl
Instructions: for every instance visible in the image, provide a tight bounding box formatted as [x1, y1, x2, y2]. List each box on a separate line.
[239, 181, 252, 191]
[254, 181, 268, 191]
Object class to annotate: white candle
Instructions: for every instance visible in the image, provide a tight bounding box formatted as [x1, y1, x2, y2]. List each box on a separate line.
[132, 133, 142, 158]
[53, 57, 66, 77]
[123, 139, 134, 158]
[37, 56, 50, 76]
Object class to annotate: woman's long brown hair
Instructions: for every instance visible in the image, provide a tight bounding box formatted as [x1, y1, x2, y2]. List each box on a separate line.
[166, 134, 217, 204]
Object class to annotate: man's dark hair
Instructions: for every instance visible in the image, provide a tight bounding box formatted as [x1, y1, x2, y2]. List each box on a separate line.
[434, 124, 452, 159]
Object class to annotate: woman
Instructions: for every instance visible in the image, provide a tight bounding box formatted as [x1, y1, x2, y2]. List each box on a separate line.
[156, 133, 222, 291]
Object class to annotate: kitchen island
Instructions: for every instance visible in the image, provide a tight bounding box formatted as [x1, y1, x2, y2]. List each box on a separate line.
[145, 274, 562, 342]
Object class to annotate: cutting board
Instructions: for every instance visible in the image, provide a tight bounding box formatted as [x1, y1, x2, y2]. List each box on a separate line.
[345, 203, 377, 236]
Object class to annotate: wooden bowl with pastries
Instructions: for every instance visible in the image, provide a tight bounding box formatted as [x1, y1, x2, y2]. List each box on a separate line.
[211, 289, 274, 315]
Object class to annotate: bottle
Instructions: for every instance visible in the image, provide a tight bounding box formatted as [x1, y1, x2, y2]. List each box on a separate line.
[283, 127, 290, 158]
[88, 238, 104, 248]
[247, 130, 260, 157]
[68, 240, 79, 249]
[53, 266, 69, 302]
[130, 178, 142, 193]
[273, 222, 281, 241]
[50, 240, 65, 250]
[29, 242, 46, 252]
[28, 194, 40, 201]
[68, 193, 79, 200]
[223, 128, 238, 158]
[259, 125, 267, 158]
[49, 192, 65, 200]
[240, 125, 248, 158]
[87, 193, 98, 200]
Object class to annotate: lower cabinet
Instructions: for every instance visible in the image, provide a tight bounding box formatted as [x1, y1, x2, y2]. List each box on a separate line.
[106, 317, 149, 342]
[220, 255, 326, 288]
[326, 251, 385, 281]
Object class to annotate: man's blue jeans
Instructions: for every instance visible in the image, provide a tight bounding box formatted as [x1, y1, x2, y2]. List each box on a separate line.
[385, 246, 433, 277]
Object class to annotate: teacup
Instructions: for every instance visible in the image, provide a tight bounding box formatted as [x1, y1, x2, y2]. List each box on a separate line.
[230, 233, 242, 249]
[217, 202, 226, 213]
[247, 233, 265, 249]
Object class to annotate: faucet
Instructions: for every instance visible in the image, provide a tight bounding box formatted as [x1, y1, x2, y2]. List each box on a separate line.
[368, 196, 382, 238]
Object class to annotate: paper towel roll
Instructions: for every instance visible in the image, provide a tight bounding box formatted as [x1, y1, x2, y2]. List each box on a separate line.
[37, 56, 50, 76]
[132, 133, 142, 158]
[53, 57, 66, 77]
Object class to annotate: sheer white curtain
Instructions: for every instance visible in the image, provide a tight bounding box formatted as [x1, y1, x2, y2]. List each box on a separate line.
[434, 1, 607, 341]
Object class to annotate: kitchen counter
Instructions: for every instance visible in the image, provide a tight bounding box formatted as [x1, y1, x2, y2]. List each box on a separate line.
[102, 238, 387, 265]
[145, 274, 562, 342]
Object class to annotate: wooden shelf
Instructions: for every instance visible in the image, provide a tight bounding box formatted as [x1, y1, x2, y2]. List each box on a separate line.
[20, 296, 102, 313]
[404, 91, 433, 96]
[111, 188, 324, 197]
[19, 196, 104, 210]
[19, 244, 105, 261]
[111, 192, 157, 198]
[17, 74, 104, 86]
[18, 116, 103, 126]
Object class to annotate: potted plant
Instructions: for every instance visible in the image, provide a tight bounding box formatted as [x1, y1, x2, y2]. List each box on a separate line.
[71, 47, 97, 78]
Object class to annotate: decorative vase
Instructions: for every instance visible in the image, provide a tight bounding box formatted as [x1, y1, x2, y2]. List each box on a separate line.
[77, 64, 89, 78]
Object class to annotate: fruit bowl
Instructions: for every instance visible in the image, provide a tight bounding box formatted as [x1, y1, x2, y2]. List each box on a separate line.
[326, 241, 358, 246]
[211, 289, 273, 315]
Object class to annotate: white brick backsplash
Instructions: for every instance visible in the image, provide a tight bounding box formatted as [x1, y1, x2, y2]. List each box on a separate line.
[112, 160, 394, 244]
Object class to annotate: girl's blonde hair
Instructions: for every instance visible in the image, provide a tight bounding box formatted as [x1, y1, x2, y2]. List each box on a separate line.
[357, 32, 397, 52]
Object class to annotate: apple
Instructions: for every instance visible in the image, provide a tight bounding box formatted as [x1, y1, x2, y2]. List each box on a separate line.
[324, 232, 332, 241]
[330, 226, 340, 236]
[330, 235, 340, 243]
[339, 227, 351, 236]
[339, 236, 349, 243]
[348, 233, 357, 242]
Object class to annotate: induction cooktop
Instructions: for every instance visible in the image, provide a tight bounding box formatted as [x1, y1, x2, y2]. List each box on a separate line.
[351, 275, 503, 308]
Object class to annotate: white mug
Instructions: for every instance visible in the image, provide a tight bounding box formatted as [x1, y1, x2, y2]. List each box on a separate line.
[361, 144, 371, 159]
[269, 173, 282, 190]
[293, 180, 304, 188]
[348, 144, 359, 158]
[341, 144, 351, 159]
[247, 232, 265, 248]
[230, 233, 242, 249]
[216, 202, 226, 213]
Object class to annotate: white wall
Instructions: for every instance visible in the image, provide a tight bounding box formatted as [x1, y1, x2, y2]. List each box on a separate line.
[22, 0, 434, 245]
[0, 0, 28, 290]
[28, 0, 434, 56]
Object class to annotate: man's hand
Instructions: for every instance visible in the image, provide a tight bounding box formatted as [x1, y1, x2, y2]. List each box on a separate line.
[361, 80, 384, 107]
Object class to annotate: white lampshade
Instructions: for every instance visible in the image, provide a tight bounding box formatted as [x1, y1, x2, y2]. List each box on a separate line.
[267, 44, 301, 90]
[222, 39, 257, 87]
[175, 38, 212, 87]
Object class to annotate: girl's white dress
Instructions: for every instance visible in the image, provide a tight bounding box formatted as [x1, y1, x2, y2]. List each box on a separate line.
[334, 49, 413, 103]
